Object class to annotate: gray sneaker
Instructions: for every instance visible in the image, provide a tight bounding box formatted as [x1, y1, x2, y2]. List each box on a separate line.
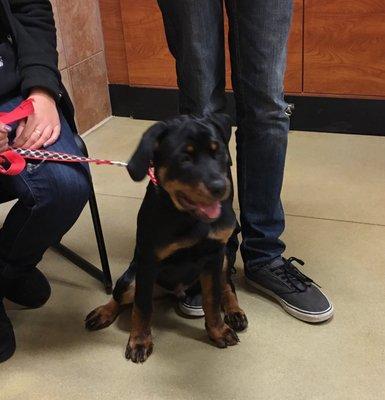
[245, 257, 334, 323]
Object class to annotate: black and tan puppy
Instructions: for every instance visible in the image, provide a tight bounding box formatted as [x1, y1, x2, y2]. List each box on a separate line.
[85, 113, 248, 363]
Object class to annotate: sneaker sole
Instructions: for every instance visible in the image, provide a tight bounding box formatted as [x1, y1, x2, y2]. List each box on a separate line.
[178, 302, 205, 318]
[245, 277, 334, 323]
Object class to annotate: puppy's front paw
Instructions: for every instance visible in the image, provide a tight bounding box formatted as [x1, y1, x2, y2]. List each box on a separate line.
[224, 310, 248, 332]
[207, 323, 239, 348]
[125, 335, 154, 363]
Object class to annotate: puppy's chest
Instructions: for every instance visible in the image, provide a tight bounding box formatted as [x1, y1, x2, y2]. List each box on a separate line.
[156, 224, 234, 261]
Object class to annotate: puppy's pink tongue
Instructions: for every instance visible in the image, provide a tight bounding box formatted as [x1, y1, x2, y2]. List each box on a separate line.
[198, 201, 222, 219]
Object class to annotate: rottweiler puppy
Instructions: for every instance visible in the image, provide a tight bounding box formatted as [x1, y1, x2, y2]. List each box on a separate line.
[85, 113, 248, 363]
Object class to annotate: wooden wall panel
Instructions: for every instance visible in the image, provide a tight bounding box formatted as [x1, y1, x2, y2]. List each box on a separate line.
[304, 0, 385, 97]
[285, 0, 303, 93]
[120, 0, 176, 87]
[118, 0, 302, 92]
[99, 0, 129, 84]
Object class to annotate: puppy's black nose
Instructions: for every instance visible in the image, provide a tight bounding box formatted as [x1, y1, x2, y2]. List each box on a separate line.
[208, 179, 227, 198]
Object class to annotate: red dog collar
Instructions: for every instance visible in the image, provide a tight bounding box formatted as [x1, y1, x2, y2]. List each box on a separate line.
[147, 166, 158, 186]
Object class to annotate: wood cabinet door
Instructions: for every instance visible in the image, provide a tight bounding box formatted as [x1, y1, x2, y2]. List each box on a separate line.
[304, 0, 385, 98]
[120, 0, 175, 87]
[116, 0, 303, 92]
[284, 0, 304, 93]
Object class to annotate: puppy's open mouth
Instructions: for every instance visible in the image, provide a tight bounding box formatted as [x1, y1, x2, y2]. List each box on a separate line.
[176, 192, 222, 220]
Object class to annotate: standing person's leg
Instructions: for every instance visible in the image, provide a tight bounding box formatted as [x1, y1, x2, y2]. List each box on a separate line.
[225, 0, 333, 322]
[157, 0, 240, 317]
[0, 95, 90, 362]
[225, 0, 290, 267]
[157, 0, 226, 115]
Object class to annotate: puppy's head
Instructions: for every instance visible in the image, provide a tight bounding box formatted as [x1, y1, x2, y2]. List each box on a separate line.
[127, 113, 232, 221]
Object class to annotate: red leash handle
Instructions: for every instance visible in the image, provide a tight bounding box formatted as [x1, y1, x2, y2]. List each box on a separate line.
[0, 151, 26, 176]
[0, 99, 34, 125]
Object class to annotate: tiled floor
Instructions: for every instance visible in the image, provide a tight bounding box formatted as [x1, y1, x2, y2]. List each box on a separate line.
[1, 118, 385, 400]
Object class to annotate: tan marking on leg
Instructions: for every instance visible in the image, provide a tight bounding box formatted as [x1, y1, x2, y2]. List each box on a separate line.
[221, 256, 248, 332]
[200, 271, 239, 347]
[220, 257, 241, 313]
[200, 272, 222, 329]
[126, 304, 154, 363]
[131, 304, 151, 337]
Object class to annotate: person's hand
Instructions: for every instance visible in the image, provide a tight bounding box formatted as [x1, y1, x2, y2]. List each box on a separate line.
[0, 123, 11, 153]
[13, 88, 61, 149]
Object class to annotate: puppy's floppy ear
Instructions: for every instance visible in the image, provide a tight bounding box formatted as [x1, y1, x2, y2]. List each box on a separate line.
[209, 112, 233, 144]
[127, 121, 168, 181]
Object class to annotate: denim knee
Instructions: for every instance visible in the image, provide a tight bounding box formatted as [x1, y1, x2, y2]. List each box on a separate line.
[51, 165, 90, 212]
[31, 163, 90, 219]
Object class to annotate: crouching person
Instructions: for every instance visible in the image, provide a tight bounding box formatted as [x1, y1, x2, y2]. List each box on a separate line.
[0, 0, 90, 362]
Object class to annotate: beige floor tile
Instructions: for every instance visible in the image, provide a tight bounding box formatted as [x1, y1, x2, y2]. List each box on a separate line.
[84, 118, 385, 226]
[1, 193, 385, 400]
[283, 131, 385, 225]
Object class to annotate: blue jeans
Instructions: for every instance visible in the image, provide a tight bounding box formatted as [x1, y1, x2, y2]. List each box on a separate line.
[158, 0, 292, 269]
[0, 95, 90, 279]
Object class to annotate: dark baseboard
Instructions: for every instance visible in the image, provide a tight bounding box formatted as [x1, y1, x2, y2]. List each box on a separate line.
[110, 84, 385, 136]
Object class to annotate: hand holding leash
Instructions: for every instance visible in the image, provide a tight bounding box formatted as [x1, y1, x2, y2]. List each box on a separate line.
[14, 89, 61, 150]
[0, 100, 138, 177]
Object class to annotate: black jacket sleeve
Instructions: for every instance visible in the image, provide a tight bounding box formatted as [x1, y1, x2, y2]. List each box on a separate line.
[8, 0, 62, 101]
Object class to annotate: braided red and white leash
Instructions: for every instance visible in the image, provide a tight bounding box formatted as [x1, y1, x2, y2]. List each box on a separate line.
[0, 100, 157, 183]
[12, 147, 128, 168]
